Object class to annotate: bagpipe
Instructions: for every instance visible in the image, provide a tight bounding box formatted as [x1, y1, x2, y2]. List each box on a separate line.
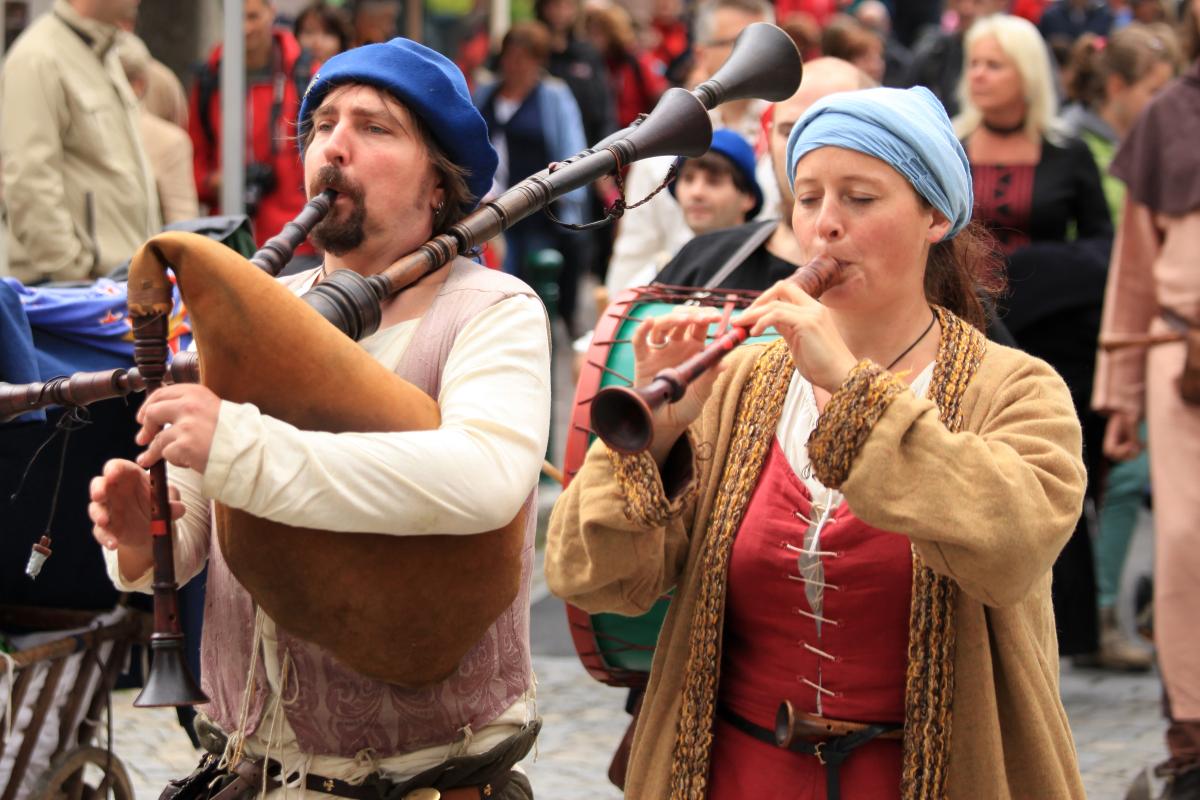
[0, 23, 803, 706]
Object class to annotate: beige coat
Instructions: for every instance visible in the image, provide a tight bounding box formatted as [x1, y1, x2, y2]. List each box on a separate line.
[1094, 200, 1200, 720]
[1, 0, 159, 283]
[548, 316, 1087, 798]
[139, 109, 198, 225]
[142, 57, 188, 130]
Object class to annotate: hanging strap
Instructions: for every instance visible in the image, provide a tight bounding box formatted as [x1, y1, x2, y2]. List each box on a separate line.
[701, 219, 778, 289]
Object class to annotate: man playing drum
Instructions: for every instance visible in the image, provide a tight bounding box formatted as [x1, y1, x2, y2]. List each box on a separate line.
[88, 39, 551, 800]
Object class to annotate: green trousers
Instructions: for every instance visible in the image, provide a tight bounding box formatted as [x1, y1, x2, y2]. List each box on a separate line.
[1095, 422, 1151, 610]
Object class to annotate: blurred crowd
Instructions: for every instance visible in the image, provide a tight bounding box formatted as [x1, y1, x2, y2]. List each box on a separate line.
[2, 0, 1199, 795]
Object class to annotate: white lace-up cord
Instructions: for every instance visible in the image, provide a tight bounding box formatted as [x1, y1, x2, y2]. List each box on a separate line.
[222, 607, 267, 770]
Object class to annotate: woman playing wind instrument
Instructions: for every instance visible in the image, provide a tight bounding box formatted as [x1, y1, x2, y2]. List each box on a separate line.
[546, 86, 1087, 799]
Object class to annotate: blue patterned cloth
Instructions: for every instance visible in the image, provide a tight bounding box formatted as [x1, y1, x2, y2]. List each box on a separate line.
[785, 86, 973, 239]
[0, 277, 192, 383]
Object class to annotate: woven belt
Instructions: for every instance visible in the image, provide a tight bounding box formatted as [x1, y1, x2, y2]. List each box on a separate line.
[718, 705, 901, 800]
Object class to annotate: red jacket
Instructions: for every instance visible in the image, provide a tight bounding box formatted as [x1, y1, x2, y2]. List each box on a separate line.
[607, 52, 668, 130]
[189, 29, 314, 252]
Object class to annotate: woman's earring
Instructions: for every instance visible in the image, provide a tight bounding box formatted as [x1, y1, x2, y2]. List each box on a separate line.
[435, 200, 445, 215]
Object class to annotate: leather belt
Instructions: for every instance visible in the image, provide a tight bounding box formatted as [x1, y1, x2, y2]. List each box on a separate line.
[718, 705, 901, 800]
[214, 757, 501, 800]
[268, 770, 501, 800]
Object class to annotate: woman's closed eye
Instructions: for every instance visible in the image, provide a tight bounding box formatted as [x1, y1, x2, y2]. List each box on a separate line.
[795, 194, 877, 209]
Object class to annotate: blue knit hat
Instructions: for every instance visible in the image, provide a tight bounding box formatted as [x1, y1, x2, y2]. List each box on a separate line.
[669, 128, 764, 220]
[298, 38, 498, 210]
[785, 86, 973, 239]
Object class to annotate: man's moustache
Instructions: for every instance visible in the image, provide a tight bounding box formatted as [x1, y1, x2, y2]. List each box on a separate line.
[310, 168, 363, 200]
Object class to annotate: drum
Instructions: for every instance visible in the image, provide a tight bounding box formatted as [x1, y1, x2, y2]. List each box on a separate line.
[563, 284, 779, 687]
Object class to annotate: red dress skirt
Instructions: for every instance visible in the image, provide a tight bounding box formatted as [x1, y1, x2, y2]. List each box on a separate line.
[707, 439, 914, 799]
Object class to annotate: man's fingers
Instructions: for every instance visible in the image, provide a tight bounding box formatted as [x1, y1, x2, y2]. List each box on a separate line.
[92, 523, 118, 550]
[88, 500, 109, 529]
[160, 439, 192, 471]
[136, 427, 174, 469]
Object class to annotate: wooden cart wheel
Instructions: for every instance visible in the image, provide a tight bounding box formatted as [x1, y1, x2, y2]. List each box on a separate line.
[31, 746, 135, 800]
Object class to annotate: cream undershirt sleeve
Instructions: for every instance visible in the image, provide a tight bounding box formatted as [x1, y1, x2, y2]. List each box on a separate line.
[199, 293, 551, 535]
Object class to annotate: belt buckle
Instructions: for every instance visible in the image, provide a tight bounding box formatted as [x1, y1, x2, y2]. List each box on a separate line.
[401, 790, 441, 800]
[813, 741, 827, 766]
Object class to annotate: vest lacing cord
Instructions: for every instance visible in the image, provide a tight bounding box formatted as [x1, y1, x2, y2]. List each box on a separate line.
[221, 606, 268, 771]
[528, 672, 540, 762]
[784, 542, 838, 559]
[1, 651, 16, 739]
[261, 648, 299, 799]
[451, 723, 475, 759]
[544, 155, 679, 232]
[348, 747, 380, 785]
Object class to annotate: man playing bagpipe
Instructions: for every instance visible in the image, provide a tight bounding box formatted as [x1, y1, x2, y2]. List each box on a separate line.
[88, 38, 551, 800]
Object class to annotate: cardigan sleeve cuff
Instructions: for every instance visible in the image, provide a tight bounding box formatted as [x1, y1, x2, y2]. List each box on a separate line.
[808, 359, 906, 489]
[604, 432, 697, 528]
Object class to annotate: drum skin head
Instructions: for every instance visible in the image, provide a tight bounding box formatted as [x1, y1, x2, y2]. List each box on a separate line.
[563, 285, 775, 687]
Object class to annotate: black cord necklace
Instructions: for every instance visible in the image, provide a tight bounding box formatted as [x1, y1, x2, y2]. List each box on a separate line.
[885, 314, 938, 371]
[982, 117, 1026, 136]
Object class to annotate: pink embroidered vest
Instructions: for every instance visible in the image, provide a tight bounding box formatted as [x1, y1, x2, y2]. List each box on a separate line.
[197, 258, 544, 757]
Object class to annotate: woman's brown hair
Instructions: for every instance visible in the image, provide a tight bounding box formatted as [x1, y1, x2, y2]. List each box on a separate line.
[924, 219, 1005, 332]
[1067, 25, 1182, 108]
[820, 15, 881, 64]
[1183, 2, 1200, 62]
[293, 2, 354, 55]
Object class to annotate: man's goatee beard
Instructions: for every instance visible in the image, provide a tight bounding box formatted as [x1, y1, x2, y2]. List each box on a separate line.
[311, 203, 367, 256]
[310, 164, 368, 256]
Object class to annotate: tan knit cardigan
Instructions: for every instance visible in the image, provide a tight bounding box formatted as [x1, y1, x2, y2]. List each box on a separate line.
[546, 310, 1088, 799]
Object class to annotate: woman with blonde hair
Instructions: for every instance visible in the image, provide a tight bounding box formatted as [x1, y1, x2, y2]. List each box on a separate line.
[956, 14, 1113, 662]
[956, 13, 1112, 253]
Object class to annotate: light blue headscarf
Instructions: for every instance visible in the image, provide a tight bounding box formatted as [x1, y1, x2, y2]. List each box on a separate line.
[785, 86, 973, 239]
